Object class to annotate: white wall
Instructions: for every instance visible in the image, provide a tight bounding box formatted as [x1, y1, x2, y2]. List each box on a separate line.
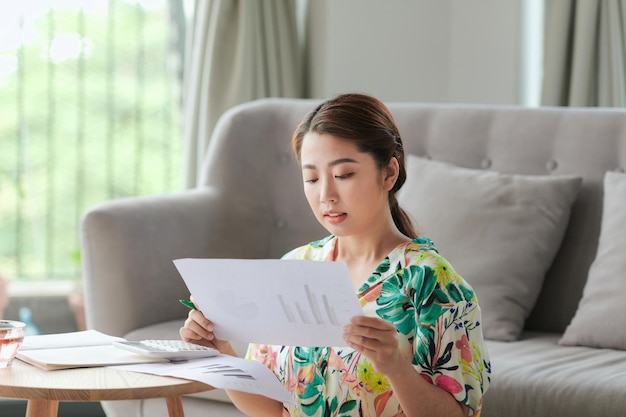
[305, 0, 528, 105]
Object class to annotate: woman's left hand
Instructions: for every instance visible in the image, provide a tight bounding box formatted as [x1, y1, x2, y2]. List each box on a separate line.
[343, 315, 406, 375]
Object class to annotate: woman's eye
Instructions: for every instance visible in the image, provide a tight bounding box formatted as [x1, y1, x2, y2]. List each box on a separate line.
[304, 178, 318, 184]
[335, 173, 354, 179]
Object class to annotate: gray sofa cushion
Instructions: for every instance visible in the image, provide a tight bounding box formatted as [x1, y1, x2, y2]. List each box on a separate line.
[484, 332, 626, 417]
[398, 155, 582, 341]
[560, 171, 626, 350]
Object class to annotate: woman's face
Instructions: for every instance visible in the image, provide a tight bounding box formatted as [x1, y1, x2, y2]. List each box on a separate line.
[299, 132, 397, 237]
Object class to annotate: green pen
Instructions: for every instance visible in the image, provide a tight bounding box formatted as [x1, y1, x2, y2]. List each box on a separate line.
[179, 299, 197, 310]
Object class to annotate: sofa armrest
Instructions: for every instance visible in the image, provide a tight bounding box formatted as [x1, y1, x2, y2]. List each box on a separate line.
[80, 188, 229, 337]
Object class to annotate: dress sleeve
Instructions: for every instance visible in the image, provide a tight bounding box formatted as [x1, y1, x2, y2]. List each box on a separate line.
[409, 255, 491, 415]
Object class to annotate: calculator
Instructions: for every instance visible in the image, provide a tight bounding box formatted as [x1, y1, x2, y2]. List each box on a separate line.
[113, 339, 220, 360]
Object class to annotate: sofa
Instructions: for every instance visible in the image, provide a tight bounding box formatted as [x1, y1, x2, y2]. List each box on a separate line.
[80, 98, 626, 417]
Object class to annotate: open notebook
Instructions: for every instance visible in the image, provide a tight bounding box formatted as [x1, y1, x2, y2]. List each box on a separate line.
[17, 329, 167, 371]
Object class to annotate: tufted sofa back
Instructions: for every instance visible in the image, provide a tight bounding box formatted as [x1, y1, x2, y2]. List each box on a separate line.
[199, 98, 626, 333]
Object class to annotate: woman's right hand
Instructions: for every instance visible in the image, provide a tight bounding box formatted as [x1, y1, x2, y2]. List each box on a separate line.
[180, 308, 237, 356]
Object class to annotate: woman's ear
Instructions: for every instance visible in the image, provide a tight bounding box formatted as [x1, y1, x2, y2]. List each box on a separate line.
[383, 157, 400, 191]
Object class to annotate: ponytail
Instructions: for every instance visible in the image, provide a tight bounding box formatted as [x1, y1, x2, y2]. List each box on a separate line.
[389, 194, 417, 239]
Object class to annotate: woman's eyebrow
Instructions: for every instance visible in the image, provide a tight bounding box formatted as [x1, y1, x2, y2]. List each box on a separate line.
[329, 158, 359, 167]
[302, 158, 359, 170]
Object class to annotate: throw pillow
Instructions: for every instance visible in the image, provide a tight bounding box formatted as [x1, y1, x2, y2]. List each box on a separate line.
[559, 171, 626, 349]
[397, 155, 582, 341]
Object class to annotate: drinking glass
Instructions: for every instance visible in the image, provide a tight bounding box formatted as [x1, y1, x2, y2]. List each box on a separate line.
[0, 320, 26, 368]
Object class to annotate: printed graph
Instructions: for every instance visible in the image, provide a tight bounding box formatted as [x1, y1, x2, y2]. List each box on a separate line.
[277, 284, 340, 325]
[196, 363, 256, 380]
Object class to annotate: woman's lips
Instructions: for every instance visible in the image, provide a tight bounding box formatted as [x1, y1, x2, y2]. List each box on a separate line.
[324, 212, 347, 224]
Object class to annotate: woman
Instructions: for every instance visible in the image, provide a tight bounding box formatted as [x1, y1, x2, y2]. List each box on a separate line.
[181, 93, 491, 417]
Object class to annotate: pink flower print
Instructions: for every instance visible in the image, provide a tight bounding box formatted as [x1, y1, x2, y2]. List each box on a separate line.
[374, 391, 393, 416]
[435, 375, 463, 394]
[455, 334, 472, 363]
[252, 344, 278, 368]
[328, 350, 360, 395]
[295, 364, 316, 395]
[423, 373, 462, 396]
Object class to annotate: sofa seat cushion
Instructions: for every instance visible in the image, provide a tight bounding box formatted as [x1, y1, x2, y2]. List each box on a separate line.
[123, 319, 248, 404]
[483, 332, 626, 417]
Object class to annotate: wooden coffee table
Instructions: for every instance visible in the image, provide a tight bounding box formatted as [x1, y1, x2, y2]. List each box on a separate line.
[0, 360, 214, 417]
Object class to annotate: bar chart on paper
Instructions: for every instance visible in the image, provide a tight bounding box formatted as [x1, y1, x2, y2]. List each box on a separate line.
[196, 363, 257, 382]
[114, 355, 295, 404]
[278, 284, 341, 326]
[173, 258, 364, 347]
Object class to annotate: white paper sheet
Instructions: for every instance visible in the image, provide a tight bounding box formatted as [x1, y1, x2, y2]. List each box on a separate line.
[113, 355, 294, 404]
[17, 330, 164, 370]
[20, 329, 124, 350]
[174, 258, 364, 346]
[18, 345, 167, 370]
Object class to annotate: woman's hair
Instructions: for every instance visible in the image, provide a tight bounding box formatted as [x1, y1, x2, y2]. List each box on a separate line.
[291, 93, 417, 239]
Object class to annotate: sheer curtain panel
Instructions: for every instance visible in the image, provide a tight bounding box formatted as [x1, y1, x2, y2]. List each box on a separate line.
[182, 0, 303, 188]
[542, 0, 626, 107]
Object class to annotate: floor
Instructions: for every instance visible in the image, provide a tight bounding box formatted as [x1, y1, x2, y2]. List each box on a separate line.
[0, 399, 106, 417]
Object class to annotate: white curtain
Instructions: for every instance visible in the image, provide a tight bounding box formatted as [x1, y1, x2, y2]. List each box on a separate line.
[183, 0, 303, 188]
[541, 0, 626, 107]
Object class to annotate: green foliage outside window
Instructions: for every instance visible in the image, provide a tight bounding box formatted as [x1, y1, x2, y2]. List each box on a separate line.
[0, 0, 184, 283]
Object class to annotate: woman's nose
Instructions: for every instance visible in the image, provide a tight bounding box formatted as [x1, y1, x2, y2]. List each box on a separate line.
[320, 178, 337, 203]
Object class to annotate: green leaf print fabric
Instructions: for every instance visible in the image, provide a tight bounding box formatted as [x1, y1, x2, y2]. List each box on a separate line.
[246, 236, 491, 417]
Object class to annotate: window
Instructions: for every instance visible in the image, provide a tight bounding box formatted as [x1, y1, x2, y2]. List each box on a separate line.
[520, 0, 545, 107]
[0, 0, 187, 291]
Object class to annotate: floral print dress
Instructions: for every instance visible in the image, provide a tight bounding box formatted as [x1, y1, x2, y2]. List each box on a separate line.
[246, 236, 491, 417]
